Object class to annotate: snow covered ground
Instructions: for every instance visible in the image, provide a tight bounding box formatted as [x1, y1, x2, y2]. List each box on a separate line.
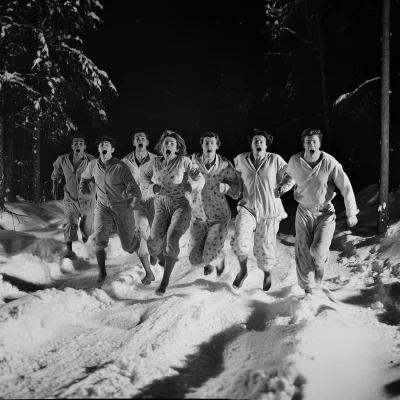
[1, 185, 400, 399]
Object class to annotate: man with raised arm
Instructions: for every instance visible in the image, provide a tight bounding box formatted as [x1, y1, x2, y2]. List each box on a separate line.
[51, 134, 95, 259]
[275, 128, 358, 294]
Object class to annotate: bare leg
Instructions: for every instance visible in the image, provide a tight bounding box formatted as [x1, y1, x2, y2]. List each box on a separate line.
[215, 253, 226, 277]
[232, 255, 248, 289]
[314, 267, 324, 284]
[155, 256, 177, 296]
[95, 249, 107, 283]
[64, 241, 77, 260]
[139, 255, 155, 285]
[157, 252, 166, 267]
[263, 271, 272, 291]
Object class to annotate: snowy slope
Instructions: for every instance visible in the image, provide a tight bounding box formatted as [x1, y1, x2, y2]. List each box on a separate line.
[1, 189, 400, 399]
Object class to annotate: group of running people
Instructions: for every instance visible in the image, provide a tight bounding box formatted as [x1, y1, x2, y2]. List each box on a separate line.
[51, 128, 359, 296]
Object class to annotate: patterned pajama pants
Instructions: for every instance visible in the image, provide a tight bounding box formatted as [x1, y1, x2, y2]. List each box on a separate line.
[63, 198, 95, 242]
[295, 203, 336, 290]
[150, 196, 191, 260]
[188, 218, 228, 267]
[92, 201, 143, 255]
[231, 207, 281, 272]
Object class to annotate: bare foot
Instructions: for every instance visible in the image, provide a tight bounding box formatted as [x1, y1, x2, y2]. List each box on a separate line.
[232, 269, 248, 289]
[141, 275, 155, 285]
[155, 286, 166, 296]
[204, 265, 214, 275]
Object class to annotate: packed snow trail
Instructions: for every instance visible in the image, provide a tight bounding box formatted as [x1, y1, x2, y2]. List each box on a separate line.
[1, 198, 400, 399]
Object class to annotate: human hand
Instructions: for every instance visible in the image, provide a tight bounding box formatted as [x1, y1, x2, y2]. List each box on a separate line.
[181, 182, 192, 193]
[274, 186, 284, 198]
[347, 215, 358, 227]
[153, 184, 164, 195]
[218, 183, 229, 193]
[80, 184, 90, 195]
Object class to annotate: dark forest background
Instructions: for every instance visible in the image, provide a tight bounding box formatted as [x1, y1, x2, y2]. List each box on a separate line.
[5, 0, 400, 205]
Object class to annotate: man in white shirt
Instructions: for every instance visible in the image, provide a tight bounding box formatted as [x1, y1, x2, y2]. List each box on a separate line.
[51, 134, 95, 259]
[122, 129, 158, 270]
[275, 128, 358, 294]
[231, 129, 288, 291]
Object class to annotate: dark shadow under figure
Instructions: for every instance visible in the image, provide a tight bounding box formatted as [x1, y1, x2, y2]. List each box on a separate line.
[134, 325, 243, 399]
[384, 378, 400, 398]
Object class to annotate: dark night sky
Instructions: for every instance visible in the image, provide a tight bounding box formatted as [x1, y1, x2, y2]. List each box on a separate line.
[74, 0, 270, 158]
[46, 0, 400, 197]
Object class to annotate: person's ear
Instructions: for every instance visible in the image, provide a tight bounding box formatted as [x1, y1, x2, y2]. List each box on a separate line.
[111, 147, 115, 154]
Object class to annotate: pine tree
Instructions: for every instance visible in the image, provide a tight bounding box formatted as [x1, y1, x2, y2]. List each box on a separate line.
[0, 0, 117, 203]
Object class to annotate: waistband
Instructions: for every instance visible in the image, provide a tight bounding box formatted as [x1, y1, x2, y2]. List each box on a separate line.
[299, 202, 333, 212]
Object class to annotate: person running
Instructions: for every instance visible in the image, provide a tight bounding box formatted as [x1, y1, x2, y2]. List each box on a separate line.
[141, 130, 205, 296]
[122, 129, 158, 270]
[80, 135, 153, 284]
[231, 128, 288, 291]
[51, 133, 96, 259]
[275, 128, 358, 294]
[187, 131, 240, 276]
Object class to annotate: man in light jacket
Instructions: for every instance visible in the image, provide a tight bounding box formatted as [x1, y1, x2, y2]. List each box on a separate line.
[80, 135, 151, 284]
[122, 129, 158, 270]
[275, 128, 358, 294]
[51, 134, 95, 259]
[231, 129, 288, 291]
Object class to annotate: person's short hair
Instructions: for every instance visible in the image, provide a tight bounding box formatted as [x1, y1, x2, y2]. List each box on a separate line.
[247, 128, 273, 147]
[199, 131, 221, 147]
[301, 128, 323, 144]
[70, 133, 87, 144]
[132, 128, 149, 143]
[155, 130, 187, 157]
[95, 135, 116, 148]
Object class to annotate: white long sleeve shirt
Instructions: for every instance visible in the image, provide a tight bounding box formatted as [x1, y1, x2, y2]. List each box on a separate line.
[284, 151, 358, 217]
[122, 151, 157, 200]
[235, 152, 288, 220]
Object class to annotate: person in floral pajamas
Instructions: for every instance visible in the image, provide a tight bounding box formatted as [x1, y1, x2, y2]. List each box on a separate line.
[141, 130, 205, 296]
[51, 134, 96, 259]
[275, 128, 358, 294]
[231, 129, 289, 291]
[122, 129, 158, 274]
[80, 135, 151, 284]
[187, 131, 240, 276]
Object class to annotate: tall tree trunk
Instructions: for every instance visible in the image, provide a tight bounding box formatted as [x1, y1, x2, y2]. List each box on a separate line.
[377, 0, 390, 235]
[0, 116, 4, 204]
[21, 129, 26, 199]
[315, 0, 330, 150]
[5, 108, 15, 201]
[32, 120, 41, 203]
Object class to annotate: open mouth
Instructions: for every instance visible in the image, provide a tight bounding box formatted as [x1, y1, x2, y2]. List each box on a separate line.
[166, 149, 171, 156]
[75, 149, 80, 153]
[310, 149, 315, 155]
[207, 149, 212, 153]
[256, 147, 262, 152]
[102, 150, 107, 155]
[138, 144, 143, 149]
